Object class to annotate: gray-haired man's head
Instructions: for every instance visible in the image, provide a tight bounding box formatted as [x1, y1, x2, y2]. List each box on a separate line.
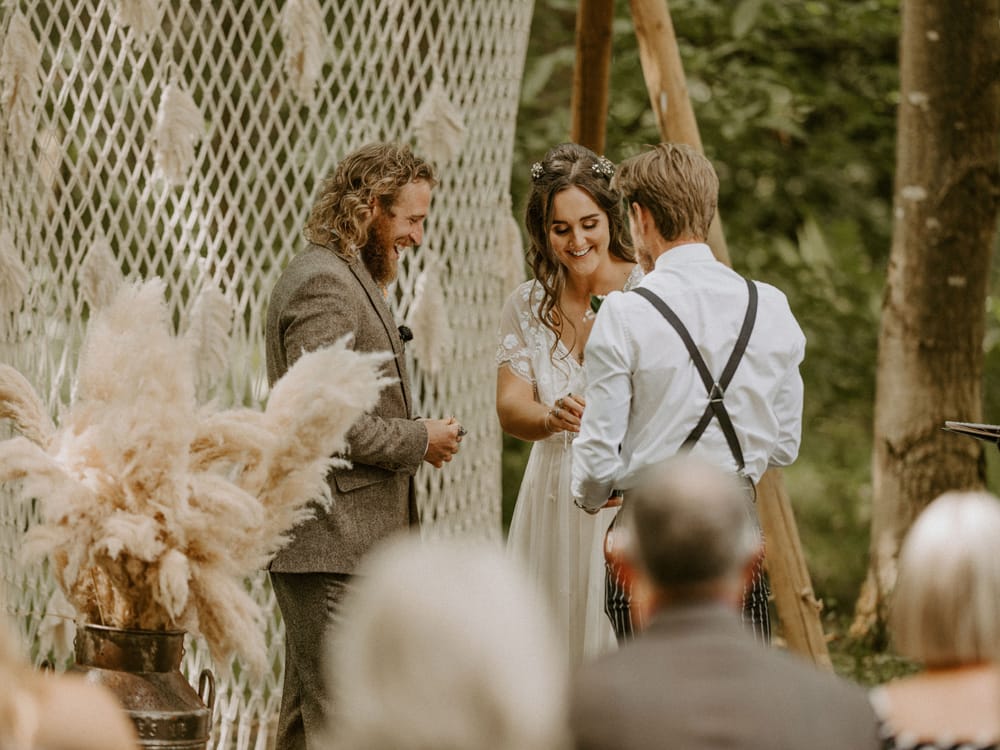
[625, 455, 761, 594]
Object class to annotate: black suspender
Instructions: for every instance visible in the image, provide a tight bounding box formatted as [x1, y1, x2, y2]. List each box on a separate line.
[631, 278, 758, 475]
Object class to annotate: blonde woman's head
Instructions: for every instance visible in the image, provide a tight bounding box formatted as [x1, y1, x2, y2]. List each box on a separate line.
[891, 490, 1000, 668]
[325, 533, 570, 750]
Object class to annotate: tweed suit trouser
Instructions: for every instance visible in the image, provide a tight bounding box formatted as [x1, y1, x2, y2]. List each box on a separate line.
[270, 571, 353, 750]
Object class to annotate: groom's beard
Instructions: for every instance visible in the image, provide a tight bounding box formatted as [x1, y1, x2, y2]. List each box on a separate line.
[635, 238, 655, 274]
[361, 215, 397, 287]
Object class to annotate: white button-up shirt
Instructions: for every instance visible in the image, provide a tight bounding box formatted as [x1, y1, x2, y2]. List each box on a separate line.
[571, 243, 806, 511]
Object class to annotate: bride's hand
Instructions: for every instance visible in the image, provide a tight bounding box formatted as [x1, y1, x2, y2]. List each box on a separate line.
[554, 392, 585, 418]
[551, 392, 585, 433]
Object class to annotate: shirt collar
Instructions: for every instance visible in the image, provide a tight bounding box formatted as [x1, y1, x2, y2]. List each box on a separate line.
[653, 242, 714, 271]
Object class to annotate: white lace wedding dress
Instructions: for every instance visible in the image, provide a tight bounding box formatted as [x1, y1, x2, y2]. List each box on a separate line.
[496, 268, 641, 667]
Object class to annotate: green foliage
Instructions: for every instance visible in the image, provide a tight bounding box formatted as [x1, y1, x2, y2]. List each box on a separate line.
[508, 0, 904, 610]
[827, 612, 920, 686]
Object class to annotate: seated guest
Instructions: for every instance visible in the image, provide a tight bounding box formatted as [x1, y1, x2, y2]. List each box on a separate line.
[0, 614, 137, 750]
[323, 533, 571, 750]
[570, 454, 880, 750]
[871, 490, 1000, 748]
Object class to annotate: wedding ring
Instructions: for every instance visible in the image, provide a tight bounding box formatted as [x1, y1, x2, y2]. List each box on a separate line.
[555, 397, 564, 409]
[554, 408, 561, 420]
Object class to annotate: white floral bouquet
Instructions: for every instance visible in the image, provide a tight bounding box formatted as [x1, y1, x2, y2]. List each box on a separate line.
[0, 275, 390, 673]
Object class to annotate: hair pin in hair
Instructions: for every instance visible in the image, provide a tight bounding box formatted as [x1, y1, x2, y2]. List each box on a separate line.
[592, 156, 615, 179]
[530, 162, 544, 181]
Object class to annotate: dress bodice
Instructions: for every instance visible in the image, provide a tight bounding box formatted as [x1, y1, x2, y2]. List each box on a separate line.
[496, 267, 642, 442]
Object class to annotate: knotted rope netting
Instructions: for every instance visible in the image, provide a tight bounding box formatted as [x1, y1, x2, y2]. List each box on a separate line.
[0, 1, 532, 745]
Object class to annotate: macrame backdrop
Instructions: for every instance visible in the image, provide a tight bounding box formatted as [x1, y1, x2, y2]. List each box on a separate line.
[0, 1, 532, 746]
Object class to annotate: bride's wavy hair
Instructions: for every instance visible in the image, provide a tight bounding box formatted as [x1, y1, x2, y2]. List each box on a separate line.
[524, 143, 634, 356]
[304, 142, 436, 258]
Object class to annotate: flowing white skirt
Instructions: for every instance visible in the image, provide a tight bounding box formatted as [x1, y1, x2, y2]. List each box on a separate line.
[506, 435, 618, 668]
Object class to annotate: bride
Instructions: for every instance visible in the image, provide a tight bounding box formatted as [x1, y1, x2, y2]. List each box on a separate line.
[496, 143, 640, 667]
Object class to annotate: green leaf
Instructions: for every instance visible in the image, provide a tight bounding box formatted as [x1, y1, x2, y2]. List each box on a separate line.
[732, 0, 766, 38]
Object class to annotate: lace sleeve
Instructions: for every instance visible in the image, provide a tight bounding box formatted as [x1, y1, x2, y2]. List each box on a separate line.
[495, 281, 538, 384]
[623, 265, 644, 292]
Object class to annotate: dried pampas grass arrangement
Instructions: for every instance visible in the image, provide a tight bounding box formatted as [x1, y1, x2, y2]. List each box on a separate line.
[0, 279, 391, 673]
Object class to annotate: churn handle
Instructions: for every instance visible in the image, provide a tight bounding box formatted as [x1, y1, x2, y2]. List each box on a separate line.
[199, 668, 216, 714]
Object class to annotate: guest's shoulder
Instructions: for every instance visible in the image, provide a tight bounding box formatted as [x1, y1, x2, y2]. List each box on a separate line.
[768, 646, 874, 708]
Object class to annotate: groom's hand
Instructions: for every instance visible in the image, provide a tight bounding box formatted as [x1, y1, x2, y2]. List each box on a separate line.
[576, 489, 623, 515]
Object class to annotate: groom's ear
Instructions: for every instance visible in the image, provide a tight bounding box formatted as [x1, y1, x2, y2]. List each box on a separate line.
[630, 202, 648, 236]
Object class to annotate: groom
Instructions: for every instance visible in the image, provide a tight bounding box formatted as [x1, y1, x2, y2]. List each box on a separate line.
[571, 143, 805, 641]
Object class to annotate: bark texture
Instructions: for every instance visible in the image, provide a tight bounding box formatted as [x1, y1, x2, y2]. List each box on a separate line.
[853, 0, 1000, 638]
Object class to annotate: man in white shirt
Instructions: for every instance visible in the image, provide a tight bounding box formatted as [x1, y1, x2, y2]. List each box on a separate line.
[571, 143, 805, 642]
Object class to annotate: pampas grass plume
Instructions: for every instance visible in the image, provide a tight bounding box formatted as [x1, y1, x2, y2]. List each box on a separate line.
[413, 78, 466, 167]
[0, 279, 391, 673]
[406, 265, 452, 376]
[0, 11, 42, 155]
[115, 0, 164, 39]
[80, 238, 124, 312]
[281, 0, 326, 102]
[259, 338, 393, 551]
[185, 286, 233, 395]
[0, 228, 30, 316]
[0, 365, 54, 446]
[153, 80, 204, 186]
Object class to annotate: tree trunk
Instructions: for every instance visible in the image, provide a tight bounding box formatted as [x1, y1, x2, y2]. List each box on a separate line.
[852, 0, 1000, 639]
[570, 0, 615, 154]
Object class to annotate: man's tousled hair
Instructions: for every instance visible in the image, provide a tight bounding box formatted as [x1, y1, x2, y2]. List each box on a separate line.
[612, 143, 718, 243]
[304, 142, 436, 257]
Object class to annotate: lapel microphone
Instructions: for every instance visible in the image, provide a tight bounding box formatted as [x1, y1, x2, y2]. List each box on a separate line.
[397, 325, 413, 343]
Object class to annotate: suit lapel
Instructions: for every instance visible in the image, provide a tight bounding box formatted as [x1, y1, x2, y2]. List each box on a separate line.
[346, 256, 414, 414]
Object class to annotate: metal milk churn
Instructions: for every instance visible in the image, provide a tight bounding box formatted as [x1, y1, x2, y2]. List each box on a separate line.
[72, 623, 216, 749]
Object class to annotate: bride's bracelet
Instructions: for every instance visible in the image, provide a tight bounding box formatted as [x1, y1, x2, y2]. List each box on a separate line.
[543, 408, 556, 434]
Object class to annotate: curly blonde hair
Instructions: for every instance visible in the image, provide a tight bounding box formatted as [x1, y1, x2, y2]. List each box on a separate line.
[304, 142, 436, 257]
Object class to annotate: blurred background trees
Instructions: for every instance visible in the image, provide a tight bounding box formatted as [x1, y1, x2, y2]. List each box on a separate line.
[505, 0, 1000, 652]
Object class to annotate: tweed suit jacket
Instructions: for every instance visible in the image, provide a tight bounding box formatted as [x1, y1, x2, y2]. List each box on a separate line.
[264, 243, 427, 574]
[570, 603, 881, 750]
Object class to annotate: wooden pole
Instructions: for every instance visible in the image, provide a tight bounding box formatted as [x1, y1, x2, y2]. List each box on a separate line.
[628, 0, 729, 264]
[755, 471, 832, 668]
[628, 0, 831, 668]
[570, 0, 615, 154]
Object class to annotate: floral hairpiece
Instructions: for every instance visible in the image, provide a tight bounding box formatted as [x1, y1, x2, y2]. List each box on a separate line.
[592, 155, 615, 179]
[530, 162, 544, 181]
